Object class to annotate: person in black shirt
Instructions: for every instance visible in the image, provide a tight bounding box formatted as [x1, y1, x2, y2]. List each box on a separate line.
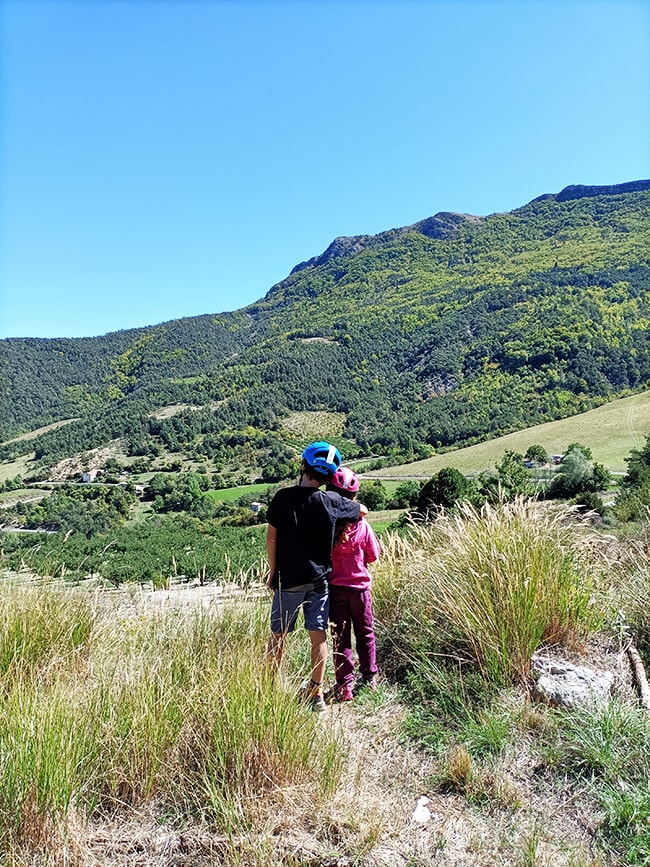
[266, 441, 366, 712]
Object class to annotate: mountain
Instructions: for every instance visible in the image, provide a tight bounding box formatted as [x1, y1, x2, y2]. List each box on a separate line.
[1, 180, 649, 481]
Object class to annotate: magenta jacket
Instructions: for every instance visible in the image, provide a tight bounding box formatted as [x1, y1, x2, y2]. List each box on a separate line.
[329, 518, 381, 590]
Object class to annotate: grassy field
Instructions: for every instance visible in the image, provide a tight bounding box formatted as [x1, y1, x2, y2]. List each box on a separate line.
[367, 390, 650, 479]
[0, 488, 48, 509]
[0, 453, 36, 485]
[1, 418, 79, 445]
[365, 508, 403, 533]
[207, 483, 272, 502]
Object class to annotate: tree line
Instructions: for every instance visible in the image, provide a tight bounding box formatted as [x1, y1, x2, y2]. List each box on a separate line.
[3, 436, 650, 587]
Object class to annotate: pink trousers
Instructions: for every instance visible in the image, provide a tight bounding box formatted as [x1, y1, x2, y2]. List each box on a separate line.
[329, 585, 378, 687]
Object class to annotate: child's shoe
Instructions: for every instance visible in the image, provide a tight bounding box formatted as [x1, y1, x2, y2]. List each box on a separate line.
[335, 684, 354, 703]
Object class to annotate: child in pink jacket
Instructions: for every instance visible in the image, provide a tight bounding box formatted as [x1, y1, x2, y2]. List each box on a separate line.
[327, 467, 381, 702]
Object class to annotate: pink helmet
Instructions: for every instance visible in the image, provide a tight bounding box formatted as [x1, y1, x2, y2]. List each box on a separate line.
[330, 466, 360, 493]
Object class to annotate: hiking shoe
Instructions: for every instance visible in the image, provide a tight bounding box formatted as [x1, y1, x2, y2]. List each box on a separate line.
[309, 693, 327, 713]
[335, 684, 354, 703]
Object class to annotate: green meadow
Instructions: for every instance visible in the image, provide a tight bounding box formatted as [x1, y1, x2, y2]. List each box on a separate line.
[207, 483, 272, 503]
[368, 389, 650, 478]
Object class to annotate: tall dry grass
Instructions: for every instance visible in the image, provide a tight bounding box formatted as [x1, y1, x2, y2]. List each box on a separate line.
[0, 582, 343, 862]
[602, 513, 650, 661]
[0, 581, 95, 688]
[372, 498, 603, 684]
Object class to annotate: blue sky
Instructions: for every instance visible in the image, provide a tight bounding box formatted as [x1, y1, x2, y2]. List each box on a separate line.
[1, 0, 648, 339]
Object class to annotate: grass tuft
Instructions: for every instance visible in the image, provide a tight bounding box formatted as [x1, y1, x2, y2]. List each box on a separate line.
[374, 498, 602, 685]
[540, 700, 650, 860]
[0, 585, 343, 861]
[0, 581, 96, 690]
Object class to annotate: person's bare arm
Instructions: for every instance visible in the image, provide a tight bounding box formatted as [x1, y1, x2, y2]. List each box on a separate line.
[266, 525, 278, 588]
[359, 503, 368, 518]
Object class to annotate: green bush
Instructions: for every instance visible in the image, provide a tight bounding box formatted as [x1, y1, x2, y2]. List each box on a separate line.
[541, 701, 650, 862]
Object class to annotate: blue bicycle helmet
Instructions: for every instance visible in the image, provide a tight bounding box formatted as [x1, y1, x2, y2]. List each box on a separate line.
[302, 441, 342, 476]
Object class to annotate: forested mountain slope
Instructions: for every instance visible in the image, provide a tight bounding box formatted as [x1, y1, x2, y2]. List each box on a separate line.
[1, 180, 649, 475]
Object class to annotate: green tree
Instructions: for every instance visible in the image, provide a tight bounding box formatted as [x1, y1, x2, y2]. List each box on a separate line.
[614, 436, 650, 520]
[620, 436, 650, 491]
[358, 480, 387, 511]
[549, 447, 611, 498]
[149, 473, 176, 498]
[386, 480, 422, 509]
[477, 451, 535, 503]
[565, 442, 593, 460]
[417, 467, 478, 514]
[525, 444, 548, 465]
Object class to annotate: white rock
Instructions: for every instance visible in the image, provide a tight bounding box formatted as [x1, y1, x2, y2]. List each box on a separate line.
[411, 795, 432, 823]
[531, 654, 614, 708]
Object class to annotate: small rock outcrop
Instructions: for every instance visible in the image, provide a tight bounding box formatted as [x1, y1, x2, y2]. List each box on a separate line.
[530, 178, 650, 205]
[291, 235, 372, 273]
[290, 212, 477, 273]
[412, 211, 480, 239]
[531, 654, 614, 708]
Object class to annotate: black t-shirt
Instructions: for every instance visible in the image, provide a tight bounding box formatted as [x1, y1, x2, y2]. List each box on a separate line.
[267, 485, 361, 589]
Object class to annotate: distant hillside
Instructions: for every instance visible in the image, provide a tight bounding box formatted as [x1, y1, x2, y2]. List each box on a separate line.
[1, 180, 649, 481]
[365, 389, 650, 478]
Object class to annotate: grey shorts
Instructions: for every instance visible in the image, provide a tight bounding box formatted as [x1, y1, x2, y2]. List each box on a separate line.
[270, 583, 329, 634]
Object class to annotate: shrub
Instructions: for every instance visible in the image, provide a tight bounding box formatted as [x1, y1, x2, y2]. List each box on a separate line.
[416, 466, 479, 514]
[386, 480, 422, 510]
[525, 444, 548, 465]
[549, 447, 611, 499]
[358, 479, 387, 511]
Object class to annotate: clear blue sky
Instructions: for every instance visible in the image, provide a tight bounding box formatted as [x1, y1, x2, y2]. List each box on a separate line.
[1, 0, 648, 339]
